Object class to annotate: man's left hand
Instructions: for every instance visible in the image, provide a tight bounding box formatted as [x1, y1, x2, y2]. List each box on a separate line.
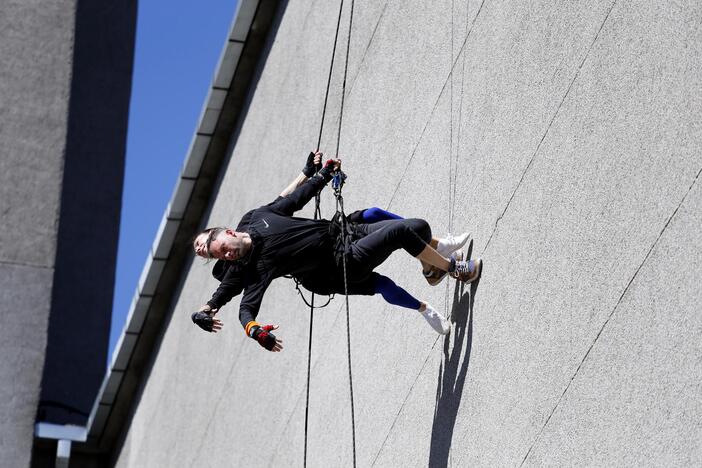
[252, 324, 284, 352]
[303, 151, 324, 177]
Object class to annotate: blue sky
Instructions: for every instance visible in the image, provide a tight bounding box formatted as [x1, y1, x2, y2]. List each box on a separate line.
[110, 0, 238, 359]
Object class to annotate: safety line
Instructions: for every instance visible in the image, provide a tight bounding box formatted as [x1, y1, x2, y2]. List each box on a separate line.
[303, 275, 315, 468]
[335, 0, 355, 158]
[315, 0, 346, 153]
[304, 1, 347, 466]
[336, 0, 358, 466]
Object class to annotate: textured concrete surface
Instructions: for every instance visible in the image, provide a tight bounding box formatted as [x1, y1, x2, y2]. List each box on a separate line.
[1, 0, 134, 464]
[0, 266, 57, 466]
[115, 0, 702, 466]
[0, 1, 76, 467]
[39, 0, 136, 428]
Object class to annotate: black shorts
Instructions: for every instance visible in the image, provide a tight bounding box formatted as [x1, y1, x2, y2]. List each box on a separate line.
[298, 270, 379, 296]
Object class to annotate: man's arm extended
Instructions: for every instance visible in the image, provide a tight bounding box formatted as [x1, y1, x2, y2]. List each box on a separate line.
[270, 158, 340, 216]
[238, 277, 283, 352]
[191, 264, 244, 333]
[278, 151, 322, 197]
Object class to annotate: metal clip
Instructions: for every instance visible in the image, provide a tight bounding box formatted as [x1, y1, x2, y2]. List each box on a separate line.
[331, 170, 347, 194]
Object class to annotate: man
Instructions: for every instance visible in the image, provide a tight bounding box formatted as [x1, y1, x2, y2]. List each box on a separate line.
[191, 153, 482, 352]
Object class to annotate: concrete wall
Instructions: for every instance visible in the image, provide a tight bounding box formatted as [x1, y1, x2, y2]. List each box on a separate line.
[115, 0, 702, 466]
[0, 1, 76, 466]
[39, 0, 136, 428]
[0, 0, 135, 465]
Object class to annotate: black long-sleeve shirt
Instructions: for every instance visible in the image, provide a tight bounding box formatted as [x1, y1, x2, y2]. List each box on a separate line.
[206, 173, 336, 329]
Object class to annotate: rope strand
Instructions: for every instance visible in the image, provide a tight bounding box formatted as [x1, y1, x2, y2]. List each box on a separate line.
[304, 1, 347, 466]
[336, 0, 357, 466]
[337, 193, 357, 468]
[335, 0, 355, 158]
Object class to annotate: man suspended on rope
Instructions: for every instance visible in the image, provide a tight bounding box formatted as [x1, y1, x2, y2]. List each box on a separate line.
[190, 152, 482, 351]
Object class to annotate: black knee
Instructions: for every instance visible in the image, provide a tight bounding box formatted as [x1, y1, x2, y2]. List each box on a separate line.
[406, 218, 431, 243]
[347, 209, 366, 223]
[396, 219, 429, 257]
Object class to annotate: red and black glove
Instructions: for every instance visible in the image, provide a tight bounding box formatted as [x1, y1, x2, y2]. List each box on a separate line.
[251, 324, 278, 351]
[318, 159, 338, 181]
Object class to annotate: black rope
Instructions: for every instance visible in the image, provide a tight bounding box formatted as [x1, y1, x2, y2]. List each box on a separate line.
[334, 0, 354, 158]
[303, 265, 315, 468]
[315, 0, 346, 153]
[295, 281, 334, 309]
[336, 187, 357, 468]
[336, 0, 357, 466]
[304, 1, 346, 466]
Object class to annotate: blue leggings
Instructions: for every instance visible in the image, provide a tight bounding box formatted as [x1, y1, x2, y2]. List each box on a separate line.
[362, 207, 403, 223]
[374, 274, 421, 310]
[360, 208, 421, 310]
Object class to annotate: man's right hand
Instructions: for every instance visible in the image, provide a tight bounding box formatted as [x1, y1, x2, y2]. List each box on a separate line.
[319, 158, 342, 180]
[191, 305, 222, 333]
[324, 158, 341, 171]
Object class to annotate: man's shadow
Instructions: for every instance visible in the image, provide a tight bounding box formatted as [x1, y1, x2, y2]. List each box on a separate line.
[428, 240, 481, 467]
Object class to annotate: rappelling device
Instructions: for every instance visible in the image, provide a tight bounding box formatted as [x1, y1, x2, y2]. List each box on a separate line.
[331, 169, 347, 194]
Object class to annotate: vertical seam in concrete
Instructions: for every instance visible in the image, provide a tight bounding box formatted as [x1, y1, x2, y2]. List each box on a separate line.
[370, 335, 442, 467]
[0, 260, 54, 270]
[266, 375, 311, 467]
[451, 1, 471, 235]
[347, 0, 389, 96]
[386, 0, 487, 211]
[518, 165, 702, 467]
[372, 2, 488, 463]
[449, 0, 454, 233]
[482, 0, 618, 255]
[445, 0, 456, 318]
[265, 302, 346, 466]
[187, 340, 247, 467]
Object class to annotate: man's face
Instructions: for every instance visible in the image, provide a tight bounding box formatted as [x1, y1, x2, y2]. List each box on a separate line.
[193, 229, 244, 261]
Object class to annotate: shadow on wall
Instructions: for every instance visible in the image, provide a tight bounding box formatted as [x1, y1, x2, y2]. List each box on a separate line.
[429, 240, 480, 468]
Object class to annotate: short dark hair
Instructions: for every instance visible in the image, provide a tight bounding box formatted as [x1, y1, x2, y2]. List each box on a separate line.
[194, 226, 226, 259]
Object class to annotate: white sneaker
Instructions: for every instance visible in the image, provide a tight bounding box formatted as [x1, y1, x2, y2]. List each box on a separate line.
[437, 232, 470, 257]
[420, 304, 450, 335]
